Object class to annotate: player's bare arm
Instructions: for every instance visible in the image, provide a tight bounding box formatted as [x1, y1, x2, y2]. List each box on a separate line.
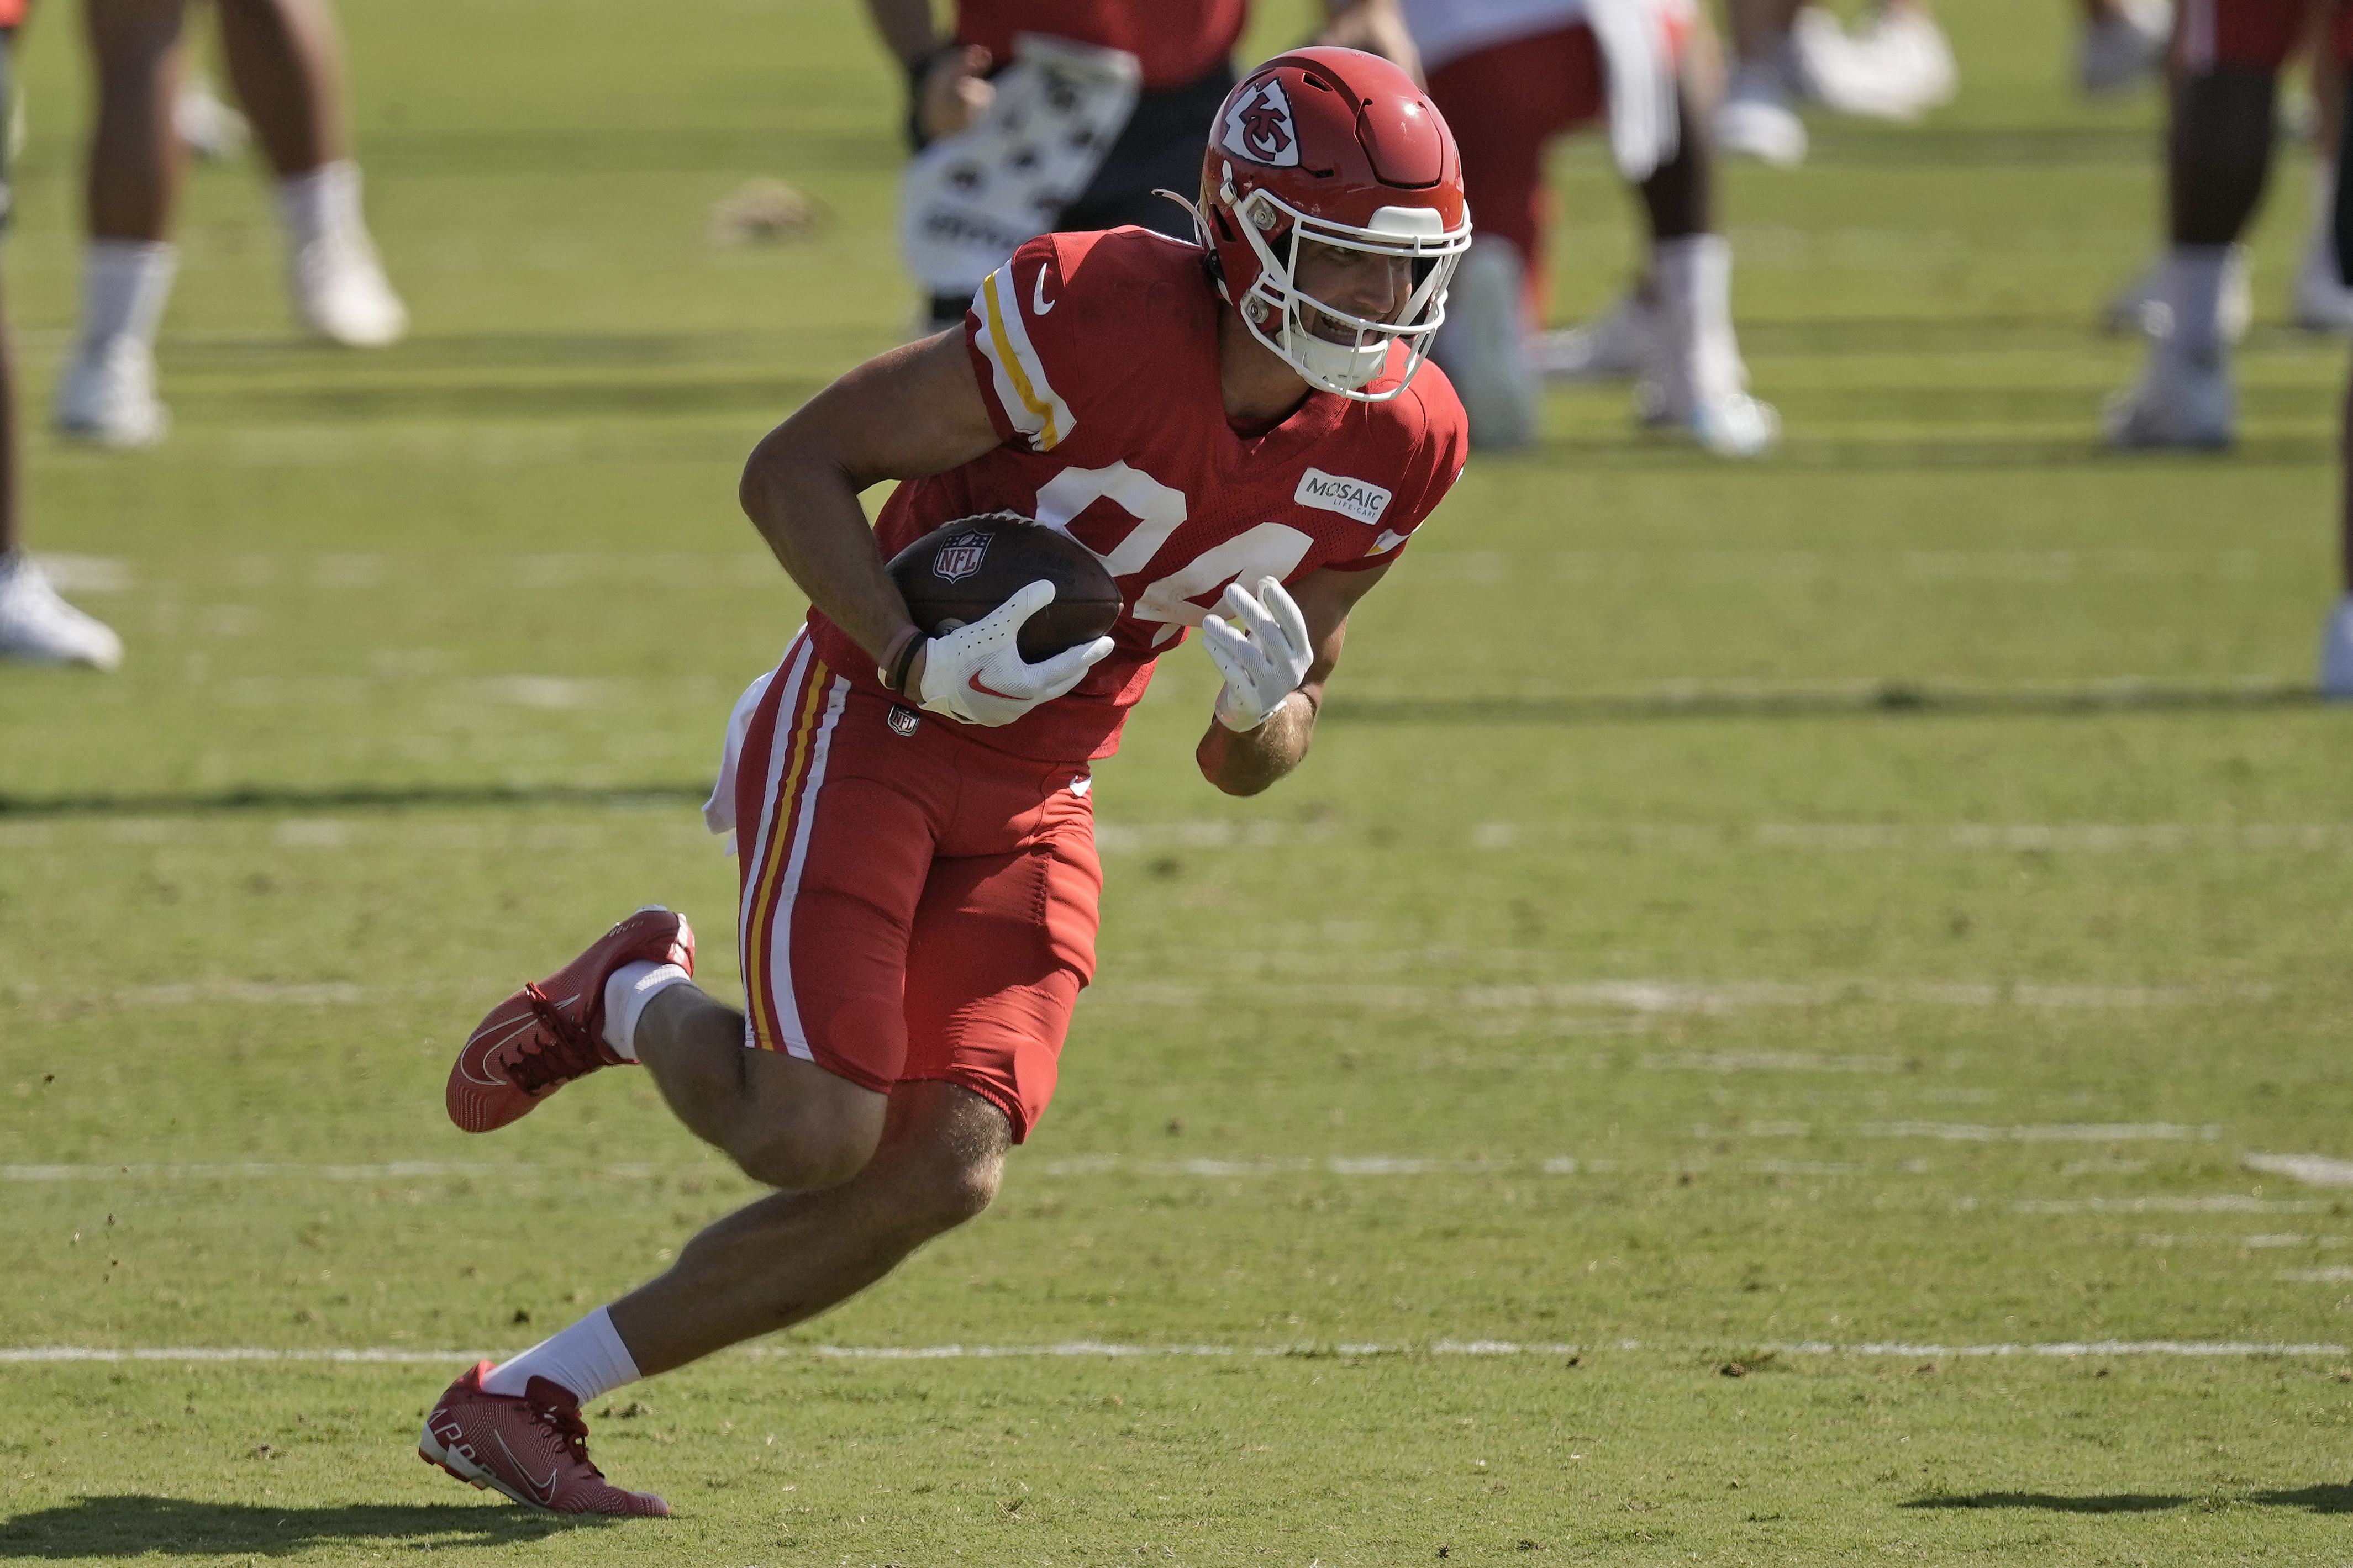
[738, 329, 999, 671]
[1319, 0, 1427, 83]
[1196, 558, 1392, 798]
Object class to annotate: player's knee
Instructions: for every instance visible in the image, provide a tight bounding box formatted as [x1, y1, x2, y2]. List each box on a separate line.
[725, 1058, 889, 1190]
[731, 1120, 879, 1191]
[929, 1153, 1003, 1230]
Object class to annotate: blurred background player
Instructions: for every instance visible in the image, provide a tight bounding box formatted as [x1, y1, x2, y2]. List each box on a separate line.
[2105, 0, 2353, 446]
[2105, 0, 2353, 344]
[0, 1, 122, 668]
[2322, 52, 2353, 696]
[865, 0, 1418, 335]
[1410, 0, 1781, 455]
[1714, 0, 1956, 168]
[56, 0, 404, 448]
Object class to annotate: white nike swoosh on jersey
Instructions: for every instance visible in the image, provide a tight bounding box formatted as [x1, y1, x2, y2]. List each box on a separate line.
[1032, 270, 1055, 316]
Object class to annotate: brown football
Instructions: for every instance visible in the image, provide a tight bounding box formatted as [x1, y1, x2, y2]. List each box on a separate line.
[885, 511, 1123, 661]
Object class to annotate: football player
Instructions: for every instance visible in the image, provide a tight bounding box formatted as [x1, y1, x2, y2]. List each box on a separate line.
[0, 0, 122, 669]
[1404, 0, 1780, 456]
[55, 0, 403, 448]
[2105, 0, 2353, 446]
[2322, 45, 2353, 696]
[417, 48, 1472, 1514]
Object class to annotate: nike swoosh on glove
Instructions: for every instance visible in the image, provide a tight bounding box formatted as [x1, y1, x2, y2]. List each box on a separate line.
[917, 579, 1115, 726]
[1201, 574, 1313, 732]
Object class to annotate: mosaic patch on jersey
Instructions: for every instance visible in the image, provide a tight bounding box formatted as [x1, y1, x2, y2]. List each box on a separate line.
[1223, 78, 1299, 168]
[931, 530, 991, 582]
[1294, 467, 1393, 526]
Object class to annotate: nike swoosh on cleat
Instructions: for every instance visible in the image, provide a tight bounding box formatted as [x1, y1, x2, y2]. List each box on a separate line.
[457, 1009, 552, 1087]
[494, 1432, 561, 1506]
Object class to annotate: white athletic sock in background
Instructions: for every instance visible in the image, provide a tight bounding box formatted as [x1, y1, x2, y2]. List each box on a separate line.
[77, 240, 178, 352]
[2159, 245, 2231, 357]
[601, 960, 691, 1060]
[480, 1305, 642, 1403]
[277, 159, 365, 251]
[1653, 233, 1744, 403]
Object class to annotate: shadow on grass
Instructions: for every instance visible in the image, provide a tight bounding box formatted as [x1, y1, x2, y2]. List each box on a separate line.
[1907, 1485, 2353, 1514]
[0, 1494, 595, 1558]
[1904, 1491, 2189, 1513]
[1326, 678, 2322, 726]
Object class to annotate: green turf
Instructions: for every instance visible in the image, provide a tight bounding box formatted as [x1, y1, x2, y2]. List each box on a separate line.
[5, 0, 2353, 1561]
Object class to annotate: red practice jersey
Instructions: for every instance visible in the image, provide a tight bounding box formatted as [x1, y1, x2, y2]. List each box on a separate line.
[807, 226, 1469, 764]
[955, 0, 1246, 91]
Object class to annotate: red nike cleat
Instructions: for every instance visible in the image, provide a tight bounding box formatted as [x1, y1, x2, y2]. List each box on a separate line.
[446, 906, 694, 1133]
[419, 1361, 669, 1517]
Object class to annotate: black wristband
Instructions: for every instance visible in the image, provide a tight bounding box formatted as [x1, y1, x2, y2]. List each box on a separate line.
[888, 632, 925, 698]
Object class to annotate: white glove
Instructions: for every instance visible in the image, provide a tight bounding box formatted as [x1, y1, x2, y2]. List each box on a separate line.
[917, 579, 1114, 727]
[1201, 575, 1313, 732]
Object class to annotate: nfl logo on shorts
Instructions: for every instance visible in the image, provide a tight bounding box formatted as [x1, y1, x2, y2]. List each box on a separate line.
[931, 531, 990, 582]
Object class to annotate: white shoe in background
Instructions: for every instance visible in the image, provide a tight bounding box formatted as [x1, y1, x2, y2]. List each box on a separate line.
[2103, 245, 2252, 342]
[1536, 291, 1660, 381]
[2292, 239, 2353, 333]
[1794, 4, 1957, 121]
[1433, 241, 1539, 449]
[1716, 59, 1809, 167]
[291, 229, 409, 348]
[1645, 384, 1783, 457]
[2078, 0, 2170, 93]
[0, 554, 122, 670]
[174, 74, 251, 160]
[2321, 595, 2353, 699]
[2102, 349, 2233, 448]
[54, 337, 170, 448]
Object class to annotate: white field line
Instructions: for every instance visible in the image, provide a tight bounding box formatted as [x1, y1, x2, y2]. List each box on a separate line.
[1865, 1123, 2220, 1142]
[0, 1161, 672, 1182]
[1, 1157, 2272, 1187]
[7, 1338, 2344, 1367]
[1462, 822, 2353, 854]
[1757, 1340, 2350, 1358]
[2280, 1268, 2353, 1283]
[2244, 1153, 2353, 1189]
[2012, 1196, 2326, 1214]
[1104, 979, 2270, 1015]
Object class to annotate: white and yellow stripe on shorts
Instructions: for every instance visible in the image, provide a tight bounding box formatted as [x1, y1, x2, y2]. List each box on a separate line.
[972, 263, 1074, 453]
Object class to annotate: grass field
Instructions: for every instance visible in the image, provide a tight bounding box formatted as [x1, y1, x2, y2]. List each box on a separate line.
[4, 0, 2353, 1562]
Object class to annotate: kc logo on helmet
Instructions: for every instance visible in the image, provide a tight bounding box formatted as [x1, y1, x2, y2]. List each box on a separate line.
[1223, 78, 1299, 169]
[930, 530, 991, 582]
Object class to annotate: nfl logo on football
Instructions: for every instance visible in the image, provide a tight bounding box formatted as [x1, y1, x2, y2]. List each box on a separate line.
[931, 531, 991, 582]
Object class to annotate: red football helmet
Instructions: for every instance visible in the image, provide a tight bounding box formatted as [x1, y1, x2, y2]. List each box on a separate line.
[1193, 47, 1472, 400]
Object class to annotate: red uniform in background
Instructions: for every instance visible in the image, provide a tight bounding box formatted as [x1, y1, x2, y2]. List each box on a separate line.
[954, 0, 1247, 91]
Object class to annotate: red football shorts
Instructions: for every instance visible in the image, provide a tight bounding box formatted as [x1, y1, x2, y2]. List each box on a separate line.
[2181, 0, 2353, 72]
[721, 634, 1102, 1142]
[1426, 25, 1608, 319]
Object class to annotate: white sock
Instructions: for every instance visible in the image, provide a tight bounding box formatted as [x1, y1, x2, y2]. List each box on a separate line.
[1654, 233, 1744, 403]
[2159, 245, 2231, 358]
[601, 960, 690, 1060]
[276, 159, 365, 251]
[2308, 162, 2346, 288]
[480, 1305, 641, 1403]
[77, 240, 178, 353]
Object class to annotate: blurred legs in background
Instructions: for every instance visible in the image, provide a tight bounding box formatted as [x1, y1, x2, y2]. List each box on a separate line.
[1420, 15, 1778, 457]
[57, 0, 403, 449]
[1714, 0, 1958, 168]
[0, 23, 121, 670]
